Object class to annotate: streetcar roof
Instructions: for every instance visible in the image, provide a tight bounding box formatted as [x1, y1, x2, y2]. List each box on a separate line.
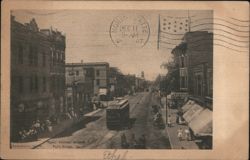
[107, 99, 129, 109]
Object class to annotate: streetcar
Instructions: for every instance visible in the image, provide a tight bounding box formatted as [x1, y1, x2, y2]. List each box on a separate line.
[106, 99, 130, 130]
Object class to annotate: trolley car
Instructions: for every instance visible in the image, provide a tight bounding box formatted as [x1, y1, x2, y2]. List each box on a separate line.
[106, 99, 130, 130]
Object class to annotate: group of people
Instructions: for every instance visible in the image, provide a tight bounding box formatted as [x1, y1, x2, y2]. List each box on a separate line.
[177, 127, 192, 141]
[121, 133, 146, 149]
[18, 119, 53, 141]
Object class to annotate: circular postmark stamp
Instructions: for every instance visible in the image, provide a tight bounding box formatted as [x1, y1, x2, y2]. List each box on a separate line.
[110, 15, 150, 48]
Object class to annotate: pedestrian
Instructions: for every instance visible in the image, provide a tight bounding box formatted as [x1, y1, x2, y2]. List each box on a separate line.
[121, 133, 129, 149]
[138, 134, 146, 149]
[167, 115, 172, 127]
[131, 133, 139, 149]
[184, 128, 191, 141]
[177, 128, 183, 141]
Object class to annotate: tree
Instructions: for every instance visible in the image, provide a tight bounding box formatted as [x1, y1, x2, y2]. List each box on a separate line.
[161, 56, 179, 94]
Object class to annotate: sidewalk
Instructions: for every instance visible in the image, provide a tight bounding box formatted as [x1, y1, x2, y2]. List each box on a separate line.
[11, 109, 104, 149]
[161, 97, 199, 149]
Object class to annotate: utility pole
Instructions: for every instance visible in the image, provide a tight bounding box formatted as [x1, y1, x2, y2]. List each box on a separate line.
[157, 14, 161, 50]
[188, 10, 191, 32]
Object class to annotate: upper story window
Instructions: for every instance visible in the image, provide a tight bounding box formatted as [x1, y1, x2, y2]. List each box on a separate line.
[29, 45, 33, 66]
[96, 70, 100, 76]
[18, 44, 23, 64]
[29, 76, 33, 92]
[34, 75, 38, 92]
[42, 52, 46, 67]
[43, 76, 46, 92]
[96, 79, 100, 85]
[18, 76, 23, 93]
[76, 70, 79, 76]
[180, 55, 185, 68]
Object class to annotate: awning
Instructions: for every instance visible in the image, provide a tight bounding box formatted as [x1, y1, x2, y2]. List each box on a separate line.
[189, 109, 212, 136]
[183, 103, 204, 123]
[167, 95, 171, 100]
[181, 100, 196, 113]
[99, 88, 108, 95]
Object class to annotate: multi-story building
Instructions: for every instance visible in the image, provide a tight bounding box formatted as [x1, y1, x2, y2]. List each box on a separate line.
[171, 31, 213, 148]
[171, 31, 213, 100]
[65, 63, 94, 116]
[84, 62, 109, 96]
[66, 62, 109, 96]
[11, 16, 66, 141]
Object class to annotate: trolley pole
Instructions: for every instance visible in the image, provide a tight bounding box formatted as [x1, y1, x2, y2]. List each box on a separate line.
[166, 95, 168, 124]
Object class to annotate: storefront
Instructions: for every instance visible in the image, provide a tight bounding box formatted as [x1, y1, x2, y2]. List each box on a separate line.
[182, 103, 204, 123]
[189, 108, 212, 149]
[181, 99, 212, 149]
[167, 92, 188, 109]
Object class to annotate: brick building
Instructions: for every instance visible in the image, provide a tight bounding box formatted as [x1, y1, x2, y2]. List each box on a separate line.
[11, 16, 66, 141]
[171, 31, 213, 100]
[65, 63, 94, 117]
[66, 62, 109, 95]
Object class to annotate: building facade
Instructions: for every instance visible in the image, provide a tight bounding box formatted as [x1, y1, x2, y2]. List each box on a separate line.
[65, 64, 94, 117]
[11, 16, 66, 141]
[171, 31, 213, 100]
[66, 62, 109, 96]
[171, 31, 213, 148]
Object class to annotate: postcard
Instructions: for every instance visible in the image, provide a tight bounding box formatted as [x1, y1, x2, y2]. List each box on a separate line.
[1, 1, 249, 159]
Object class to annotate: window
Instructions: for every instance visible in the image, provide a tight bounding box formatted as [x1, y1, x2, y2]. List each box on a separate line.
[34, 75, 38, 92]
[76, 70, 79, 76]
[96, 79, 100, 85]
[29, 46, 33, 65]
[180, 56, 185, 68]
[96, 70, 100, 76]
[50, 77, 54, 92]
[57, 77, 60, 91]
[18, 76, 23, 93]
[42, 52, 46, 67]
[18, 45, 23, 64]
[180, 76, 187, 90]
[196, 75, 202, 96]
[43, 77, 46, 92]
[61, 53, 63, 62]
[29, 76, 33, 92]
[34, 47, 38, 66]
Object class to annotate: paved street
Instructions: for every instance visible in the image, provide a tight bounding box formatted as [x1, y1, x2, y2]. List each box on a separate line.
[36, 92, 171, 149]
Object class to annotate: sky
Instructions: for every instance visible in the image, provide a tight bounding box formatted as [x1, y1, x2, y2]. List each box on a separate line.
[12, 10, 212, 81]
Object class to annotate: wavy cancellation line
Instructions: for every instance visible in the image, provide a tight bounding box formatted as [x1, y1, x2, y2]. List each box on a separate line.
[159, 38, 248, 53]
[159, 38, 248, 51]
[180, 14, 249, 23]
[160, 27, 249, 39]
[160, 32, 249, 44]
[191, 18, 249, 28]
[181, 37, 248, 48]
[191, 23, 249, 33]
[188, 42, 248, 53]
[193, 28, 249, 38]
[230, 17, 250, 23]
[190, 43, 248, 53]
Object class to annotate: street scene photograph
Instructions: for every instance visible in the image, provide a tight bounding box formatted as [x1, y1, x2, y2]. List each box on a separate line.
[10, 10, 215, 149]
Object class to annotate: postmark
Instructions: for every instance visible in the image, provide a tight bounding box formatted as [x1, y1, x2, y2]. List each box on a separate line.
[110, 15, 150, 48]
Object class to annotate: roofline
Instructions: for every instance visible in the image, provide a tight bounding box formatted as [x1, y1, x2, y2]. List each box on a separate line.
[66, 62, 109, 67]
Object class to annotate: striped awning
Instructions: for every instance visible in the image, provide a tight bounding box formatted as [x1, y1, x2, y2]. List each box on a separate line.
[183, 103, 204, 123]
[189, 109, 212, 136]
[181, 100, 196, 113]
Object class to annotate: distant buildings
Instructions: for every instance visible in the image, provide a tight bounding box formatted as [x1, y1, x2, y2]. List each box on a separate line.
[66, 62, 109, 95]
[11, 16, 66, 141]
